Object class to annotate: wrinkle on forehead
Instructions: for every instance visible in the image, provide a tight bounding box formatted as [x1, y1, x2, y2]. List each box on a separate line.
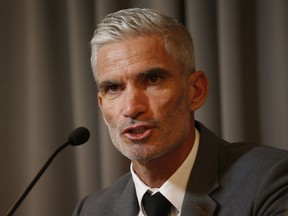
[95, 35, 177, 82]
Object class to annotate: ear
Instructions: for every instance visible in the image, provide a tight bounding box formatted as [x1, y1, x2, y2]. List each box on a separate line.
[98, 93, 110, 125]
[188, 71, 208, 111]
[98, 92, 102, 107]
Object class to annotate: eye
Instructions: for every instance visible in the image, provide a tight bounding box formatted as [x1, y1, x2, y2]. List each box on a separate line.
[142, 68, 169, 88]
[148, 74, 160, 84]
[146, 71, 165, 85]
[99, 80, 123, 98]
[107, 84, 119, 92]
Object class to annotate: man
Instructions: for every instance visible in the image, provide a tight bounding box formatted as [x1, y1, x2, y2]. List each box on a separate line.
[73, 8, 288, 216]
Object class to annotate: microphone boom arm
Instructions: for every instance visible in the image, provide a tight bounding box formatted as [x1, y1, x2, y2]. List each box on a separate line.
[5, 126, 90, 216]
[5, 141, 70, 216]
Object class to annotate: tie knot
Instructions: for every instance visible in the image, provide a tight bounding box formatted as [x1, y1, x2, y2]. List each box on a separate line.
[142, 192, 172, 216]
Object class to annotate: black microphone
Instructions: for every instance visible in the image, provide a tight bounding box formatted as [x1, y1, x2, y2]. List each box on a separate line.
[5, 127, 90, 216]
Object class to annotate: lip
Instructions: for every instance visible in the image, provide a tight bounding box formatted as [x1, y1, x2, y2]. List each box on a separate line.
[122, 123, 155, 141]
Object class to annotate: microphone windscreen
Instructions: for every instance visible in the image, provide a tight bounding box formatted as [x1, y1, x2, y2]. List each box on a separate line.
[68, 127, 90, 146]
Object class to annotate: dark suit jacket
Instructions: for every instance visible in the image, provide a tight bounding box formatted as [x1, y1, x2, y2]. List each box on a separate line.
[73, 122, 288, 215]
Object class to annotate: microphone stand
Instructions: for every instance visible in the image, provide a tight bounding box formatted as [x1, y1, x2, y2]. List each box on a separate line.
[5, 141, 70, 216]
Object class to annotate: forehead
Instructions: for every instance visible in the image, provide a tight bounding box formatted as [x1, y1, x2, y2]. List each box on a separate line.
[95, 35, 179, 81]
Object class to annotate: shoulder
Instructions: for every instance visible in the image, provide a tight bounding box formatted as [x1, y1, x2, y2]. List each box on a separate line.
[196, 121, 288, 173]
[217, 143, 288, 214]
[87, 172, 132, 202]
[196, 121, 288, 214]
[73, 173, 133, 216]
[219, 142, 288, 175]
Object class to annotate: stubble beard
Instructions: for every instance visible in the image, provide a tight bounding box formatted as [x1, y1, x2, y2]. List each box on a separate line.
[108, 118, 160, 161]
[107, 109, 191, 163]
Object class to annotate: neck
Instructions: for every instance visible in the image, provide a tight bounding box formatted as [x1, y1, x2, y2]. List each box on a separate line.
[132, 127, 195, 188]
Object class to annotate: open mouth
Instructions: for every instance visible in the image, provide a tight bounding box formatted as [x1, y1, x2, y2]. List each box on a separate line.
[123, 125, 154, 141]
[128, 127, 148, 134]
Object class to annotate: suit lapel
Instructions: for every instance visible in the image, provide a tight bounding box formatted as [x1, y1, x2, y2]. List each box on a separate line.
[181, 122, 221, 216]
[111, 122, 222, 216]
[113, 176, 138, 216]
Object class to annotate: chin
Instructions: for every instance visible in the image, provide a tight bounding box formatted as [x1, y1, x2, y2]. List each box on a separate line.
[128, 149, 168, 163]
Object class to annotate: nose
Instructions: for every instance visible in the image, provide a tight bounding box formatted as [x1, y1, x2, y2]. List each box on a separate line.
[122, 86, 148, 119]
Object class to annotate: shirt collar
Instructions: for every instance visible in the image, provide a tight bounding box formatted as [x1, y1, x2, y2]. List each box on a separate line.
[131, 129, 200, 215]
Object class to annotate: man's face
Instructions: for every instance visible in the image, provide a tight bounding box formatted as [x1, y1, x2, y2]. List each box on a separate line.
[96, 35, 198, 162]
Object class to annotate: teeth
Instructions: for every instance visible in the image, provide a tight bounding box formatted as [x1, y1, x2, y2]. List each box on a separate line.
[130, 127, 146, 134]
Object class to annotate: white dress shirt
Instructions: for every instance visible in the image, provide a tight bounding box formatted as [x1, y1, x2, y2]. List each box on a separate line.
[131, 129, 200, 216]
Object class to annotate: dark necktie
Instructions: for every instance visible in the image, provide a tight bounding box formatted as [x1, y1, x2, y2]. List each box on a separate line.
[142, 192, 172, 216]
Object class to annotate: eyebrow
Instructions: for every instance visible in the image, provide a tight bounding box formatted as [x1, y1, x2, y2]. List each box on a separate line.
[98, 80, 120, 91]
[98, 67, 171, 90]
[136, 67, 171, 81]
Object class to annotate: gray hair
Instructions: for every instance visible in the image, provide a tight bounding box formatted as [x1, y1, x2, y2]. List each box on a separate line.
[91, 8, 195, 79]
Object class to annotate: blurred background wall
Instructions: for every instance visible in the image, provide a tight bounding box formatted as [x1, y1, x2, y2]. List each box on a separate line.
[1, 0, 287, 215]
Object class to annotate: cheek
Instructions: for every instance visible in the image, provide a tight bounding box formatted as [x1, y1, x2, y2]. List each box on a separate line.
[152, 88, 189, 115]
[100, 100, 118, 127]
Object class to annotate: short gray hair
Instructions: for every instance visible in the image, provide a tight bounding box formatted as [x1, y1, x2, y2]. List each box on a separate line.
[91, 8, 195, 78]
